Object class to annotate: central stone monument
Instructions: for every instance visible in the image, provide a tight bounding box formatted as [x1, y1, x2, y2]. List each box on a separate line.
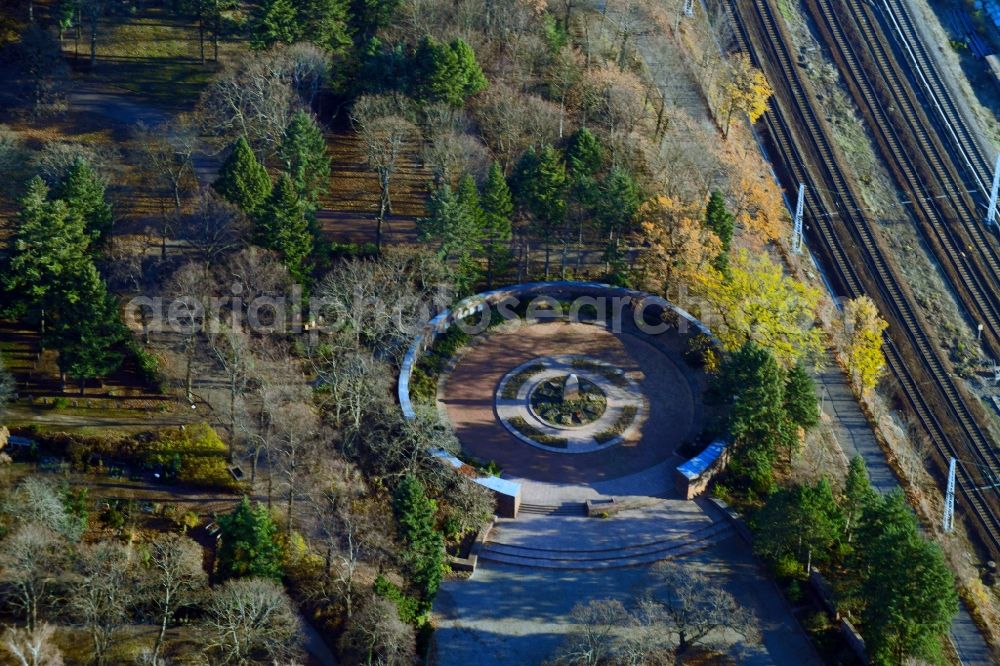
[563, 373, 580, 401]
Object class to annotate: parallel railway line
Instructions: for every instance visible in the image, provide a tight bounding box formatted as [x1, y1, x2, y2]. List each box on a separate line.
[804, 0, 1000, 357]
[878, 0, 995, 205]
[722, 0, 1000, 555]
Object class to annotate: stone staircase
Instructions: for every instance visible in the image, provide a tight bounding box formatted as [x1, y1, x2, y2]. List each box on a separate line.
[479, 503, 734, 570]
[518, 502, 588, 516]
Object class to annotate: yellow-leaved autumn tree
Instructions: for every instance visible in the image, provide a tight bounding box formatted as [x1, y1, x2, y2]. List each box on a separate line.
[720, 53, 773, 139]
[695, 248, 823, 367]
[637, 195, 722, 294]
[841, 295, 888, 393]
[719, 144, 786, 244]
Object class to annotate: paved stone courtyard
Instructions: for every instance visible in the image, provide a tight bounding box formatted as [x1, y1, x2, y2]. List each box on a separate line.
[432, 317, 820, 665]
[441, 321, 702, 483]
[434, 525, 821, 666]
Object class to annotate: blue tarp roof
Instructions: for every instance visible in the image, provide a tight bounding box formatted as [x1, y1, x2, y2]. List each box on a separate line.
[676, 440, 727, 480]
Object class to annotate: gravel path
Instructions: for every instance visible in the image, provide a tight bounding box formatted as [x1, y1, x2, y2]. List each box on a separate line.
[814, 354, 994, 663]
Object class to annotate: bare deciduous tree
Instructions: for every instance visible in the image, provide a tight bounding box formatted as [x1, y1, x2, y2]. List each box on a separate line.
[473, 84, 561, 174]
[144, 534, 208, 666]
[205, 578, 302, 665]
[301, 457, 387, 619]
[270, 389, 320, 535]
[4, 478, 81, 541]
[198, 53, 300, 159]
[166, 261, 212, 403]
[351, 95, 417, 251]
[208, 323, 257, 448]
[339, 595, 416, 666]
[554, 599, 633, 666]
[2, 624, 64, 666]
[133, 116, 199, 217]
[271, 43, 331, 108]
[71, 542, 137, 666]
[647, 561, 759, 655]
[181, 190, 249, 265]
[0, 525, 65, 630]
[313, 249, 449, 363]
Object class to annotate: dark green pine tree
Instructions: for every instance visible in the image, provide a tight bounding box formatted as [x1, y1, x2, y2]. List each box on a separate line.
[841, 455, 876, 543]
[719, 341, 792, 496]
[855, 491, 958, 665]
[565, 127, 603, 183]
[297, 0, 351, 55]
[392, 474, 444, 611]
[255, 174, 313, 283]
[514, 145, 568, 279]
[784, 362, 820, 432]
[480, 162, 513, 288]
[214, 136, 272, 215]
[456, 174, 485, 231]
[50, 262, 126, 394]
[595, 167, 642, 263]
[704, 190, 735, 272]
[752, 479, 845, 573]
[418, 182, 481, 288]
[55, 157, 113, 243]
[412, 36, 487, 107]
[278, 110, 331, 210]
[249, 0, 300, 49]
[348, 0, 401, 46]
[216, 496, 284, 580]
[5, 178, 92, 336]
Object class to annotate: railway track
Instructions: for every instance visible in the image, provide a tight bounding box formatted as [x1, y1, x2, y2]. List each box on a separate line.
[877, 0, 996, 207]
[804, 0, 1000, 357]
[721, 0, 1000, 555]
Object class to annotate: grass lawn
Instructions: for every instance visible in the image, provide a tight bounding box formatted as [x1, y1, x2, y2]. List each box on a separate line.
[64, 5, 243, 110]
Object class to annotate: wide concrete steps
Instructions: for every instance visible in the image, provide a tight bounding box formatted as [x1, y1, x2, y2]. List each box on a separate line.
[518, 502, 588, 516]
[479, 520, 733, 570]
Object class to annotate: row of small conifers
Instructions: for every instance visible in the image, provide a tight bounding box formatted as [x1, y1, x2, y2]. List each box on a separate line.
[723, 0, 1000, 558]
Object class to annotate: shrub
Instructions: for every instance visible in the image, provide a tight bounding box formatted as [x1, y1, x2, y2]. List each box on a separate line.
[774, 553, 804, 580]
[409, 366, 437, 403]
[374, 575, 426, 626]
[127, 339, 164, 390]
[593, 405, 637, 443]
[507, 416, 567, 447]
[569, 359, 628, 387]
[145, 424, 239, 490]
[684, 334, 719, 372]
[328, 241, 378, 259]
[500, 364, 545, 399]
[180, 510, 201, 531]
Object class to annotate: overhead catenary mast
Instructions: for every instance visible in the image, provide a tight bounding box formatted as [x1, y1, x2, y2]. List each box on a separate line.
[987, 153, 1000, 226]
[792, 183, 805, 254]
[944, 457, 956, 534]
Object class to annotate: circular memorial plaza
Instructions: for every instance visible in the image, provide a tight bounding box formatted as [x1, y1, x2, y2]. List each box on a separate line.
[439, 320, 705, 483]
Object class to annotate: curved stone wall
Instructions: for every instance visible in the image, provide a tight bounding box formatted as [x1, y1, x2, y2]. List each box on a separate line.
[398, 281, 714, 420]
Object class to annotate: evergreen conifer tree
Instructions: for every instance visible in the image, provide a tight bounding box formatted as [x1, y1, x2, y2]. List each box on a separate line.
[255, 174, 313, 282]
[214, 136, 272, 215]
